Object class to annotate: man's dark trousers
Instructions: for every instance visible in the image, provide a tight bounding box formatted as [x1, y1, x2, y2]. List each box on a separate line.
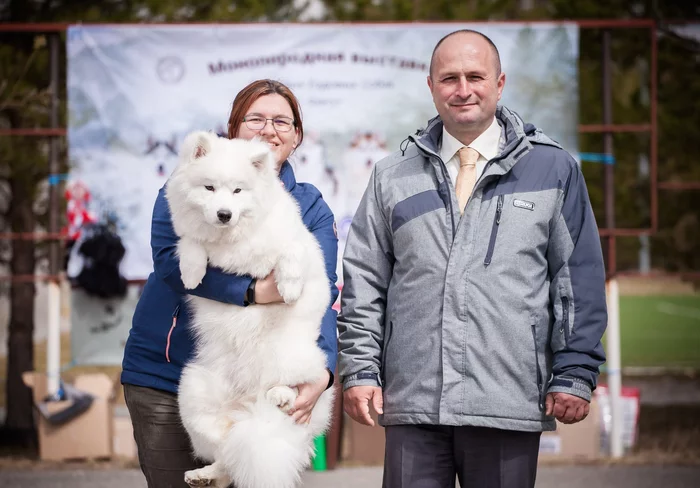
[383, 424, 541, 488]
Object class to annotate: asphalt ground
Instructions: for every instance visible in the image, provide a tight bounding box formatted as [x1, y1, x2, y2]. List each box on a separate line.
[2, 465, 700, 488]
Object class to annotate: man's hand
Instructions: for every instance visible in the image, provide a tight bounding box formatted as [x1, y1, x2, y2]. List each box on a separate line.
[344, 386, 383, 426]
[545, 392, 590, 424]
[289, 370, 330, 424]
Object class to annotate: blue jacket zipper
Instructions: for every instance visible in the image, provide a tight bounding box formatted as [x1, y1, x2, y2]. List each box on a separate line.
[165, 304, 181, 363]
[484, 194, 504, 266]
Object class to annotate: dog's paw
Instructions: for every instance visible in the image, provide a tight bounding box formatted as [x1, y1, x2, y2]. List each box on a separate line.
[184, 467, 213, 487]
[266, 385, 297, 413]
[177, 239, 207, 289]
[277, 278, 303, 303]
[184, 463, 230, 488]
[180, 264, 206, 290]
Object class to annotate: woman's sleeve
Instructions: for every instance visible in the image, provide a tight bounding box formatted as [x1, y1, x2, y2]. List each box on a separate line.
[308, 201, 340, 376]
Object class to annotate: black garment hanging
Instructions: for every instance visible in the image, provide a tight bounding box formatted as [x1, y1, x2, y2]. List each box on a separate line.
[75, 223, 127, 299]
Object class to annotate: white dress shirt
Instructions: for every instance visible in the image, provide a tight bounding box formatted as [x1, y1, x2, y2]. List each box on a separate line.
[440, 117, 502, 184]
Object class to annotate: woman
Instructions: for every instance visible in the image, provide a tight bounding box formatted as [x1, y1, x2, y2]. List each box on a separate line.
[121, 79, 338, 488]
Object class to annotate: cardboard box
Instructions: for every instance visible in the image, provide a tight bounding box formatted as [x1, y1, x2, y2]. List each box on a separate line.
[539, 398, 601, 461]
[23, 372, 114, 461]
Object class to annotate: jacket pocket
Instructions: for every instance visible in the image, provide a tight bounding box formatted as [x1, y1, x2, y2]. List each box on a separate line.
[530, 323, 545, 411]
[165, 304, 181, 363]
[484, 194, 504, 266]
[561, 296, 570, 347]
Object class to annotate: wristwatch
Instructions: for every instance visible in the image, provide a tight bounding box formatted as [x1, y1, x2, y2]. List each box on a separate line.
[244, 278, 257, 306]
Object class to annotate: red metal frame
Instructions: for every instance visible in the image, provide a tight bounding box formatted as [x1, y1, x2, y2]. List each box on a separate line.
[0, 232, 66, 240]
[598, 228, 652, 237]
[658, 182, 700, 190]
[0, 19, 657, 30]
[0, 274, 62, 282]
[616, 270, 700, 280]
[0, 128, 67, 136]
[578, 124, 651, 133]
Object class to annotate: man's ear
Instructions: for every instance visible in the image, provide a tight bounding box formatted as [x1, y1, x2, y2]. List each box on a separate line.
[181, 131, 214, 162]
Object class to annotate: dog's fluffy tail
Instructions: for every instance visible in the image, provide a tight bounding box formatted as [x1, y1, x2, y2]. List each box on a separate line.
[220, 400, 313, 488]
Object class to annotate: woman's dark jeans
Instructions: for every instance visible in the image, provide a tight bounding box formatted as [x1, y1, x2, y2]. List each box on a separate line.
[124, 384, 204, 488]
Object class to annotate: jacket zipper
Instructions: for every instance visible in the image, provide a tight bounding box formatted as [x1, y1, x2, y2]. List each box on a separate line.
[380, 321, 393, 383]
[165, 304, 181, 363]
[561, 296, 570, 346]
[483, 194, 504, 266]
[531, 324, 544, 411]
[437, 159, 456, 238]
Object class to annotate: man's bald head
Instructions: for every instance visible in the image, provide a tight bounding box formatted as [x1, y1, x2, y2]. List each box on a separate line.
[429, 30, 502, 79]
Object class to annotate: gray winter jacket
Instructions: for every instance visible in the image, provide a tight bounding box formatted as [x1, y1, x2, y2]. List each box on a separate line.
[338, 106, 607, 432]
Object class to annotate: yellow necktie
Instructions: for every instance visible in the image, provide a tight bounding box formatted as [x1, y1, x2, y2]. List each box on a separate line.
[455, 147, 479, 213]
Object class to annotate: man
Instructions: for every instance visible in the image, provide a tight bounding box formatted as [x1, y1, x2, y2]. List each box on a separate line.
[338, 29, 607, 488]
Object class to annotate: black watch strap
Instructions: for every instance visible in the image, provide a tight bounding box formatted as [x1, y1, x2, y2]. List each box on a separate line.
[245, 278, 257, 306]
[325, 368, 335, 390]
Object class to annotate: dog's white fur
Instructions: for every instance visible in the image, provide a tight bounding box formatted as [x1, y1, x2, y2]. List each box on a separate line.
[166, 131, 334, 488]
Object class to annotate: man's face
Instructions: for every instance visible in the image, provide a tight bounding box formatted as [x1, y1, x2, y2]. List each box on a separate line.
[427, 33, 505, 137]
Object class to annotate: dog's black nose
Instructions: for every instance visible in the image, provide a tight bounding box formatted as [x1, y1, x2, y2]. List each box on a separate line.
[217, 210, 232, 223]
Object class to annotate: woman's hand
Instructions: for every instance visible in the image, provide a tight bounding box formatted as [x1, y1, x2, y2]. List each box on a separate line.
[289, 369, 331, 424]
[254, 271, 284, 304]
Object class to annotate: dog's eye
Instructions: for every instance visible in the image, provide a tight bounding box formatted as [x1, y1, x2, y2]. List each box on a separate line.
[205, 185, 215, 192]
[233, 188, 241, 194]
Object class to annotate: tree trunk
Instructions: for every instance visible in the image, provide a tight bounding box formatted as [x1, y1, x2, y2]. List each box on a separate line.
[3, 173, 37, 449]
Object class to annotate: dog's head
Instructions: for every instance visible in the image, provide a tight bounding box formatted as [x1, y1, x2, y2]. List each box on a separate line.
[167, 131, 277, 232]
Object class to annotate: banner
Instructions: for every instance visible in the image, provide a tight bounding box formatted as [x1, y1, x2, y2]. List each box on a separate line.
[68, 23, 579, 284]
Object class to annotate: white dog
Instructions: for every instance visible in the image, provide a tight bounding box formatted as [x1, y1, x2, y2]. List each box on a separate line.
[165, 131, 334, 488]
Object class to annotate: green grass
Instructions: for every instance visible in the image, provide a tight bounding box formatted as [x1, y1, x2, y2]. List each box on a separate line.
[616, 295, 700, 368]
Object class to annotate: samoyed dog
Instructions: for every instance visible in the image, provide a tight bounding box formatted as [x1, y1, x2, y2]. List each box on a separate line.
[165, 131, 334, 488]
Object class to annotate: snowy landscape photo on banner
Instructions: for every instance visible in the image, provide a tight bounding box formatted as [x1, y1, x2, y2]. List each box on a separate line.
[67, 23, 579, 281]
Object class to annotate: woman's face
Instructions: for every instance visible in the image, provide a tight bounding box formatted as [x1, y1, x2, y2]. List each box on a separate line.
[236, 93, 300, 168]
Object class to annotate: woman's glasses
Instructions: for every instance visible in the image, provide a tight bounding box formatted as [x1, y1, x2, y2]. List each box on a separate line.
[242, 115, 295, 133]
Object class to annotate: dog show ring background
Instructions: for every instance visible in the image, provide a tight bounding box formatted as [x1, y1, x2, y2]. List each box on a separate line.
[66, 23, 579, 365]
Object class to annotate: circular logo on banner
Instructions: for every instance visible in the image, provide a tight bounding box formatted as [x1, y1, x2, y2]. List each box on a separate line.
[156, 56, 185, 84]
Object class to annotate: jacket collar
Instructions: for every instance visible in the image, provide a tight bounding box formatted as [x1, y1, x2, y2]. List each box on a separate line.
[410, 105, 562, 176]
[278, 160, 296, 191]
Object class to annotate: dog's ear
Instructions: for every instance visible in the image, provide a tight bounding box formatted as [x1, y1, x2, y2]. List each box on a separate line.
[182, 131, 214, 162]
[250, 140, 273, 171]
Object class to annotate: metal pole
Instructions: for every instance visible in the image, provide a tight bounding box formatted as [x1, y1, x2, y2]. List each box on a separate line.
[638, 55, 651, 274]
[602, 29, 624, 459]
[602, 29, 616, 272]
[46, 32, 62, 397]
[49, 34, 60, 274]
[606, 278, 623, 457]
[650, 24, 658, 233]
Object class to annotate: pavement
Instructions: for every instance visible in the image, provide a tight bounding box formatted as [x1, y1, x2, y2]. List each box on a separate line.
[2, 466, 700, 488]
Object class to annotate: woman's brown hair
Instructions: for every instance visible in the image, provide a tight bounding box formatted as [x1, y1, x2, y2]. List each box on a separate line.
[226, 79, 304, 147]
